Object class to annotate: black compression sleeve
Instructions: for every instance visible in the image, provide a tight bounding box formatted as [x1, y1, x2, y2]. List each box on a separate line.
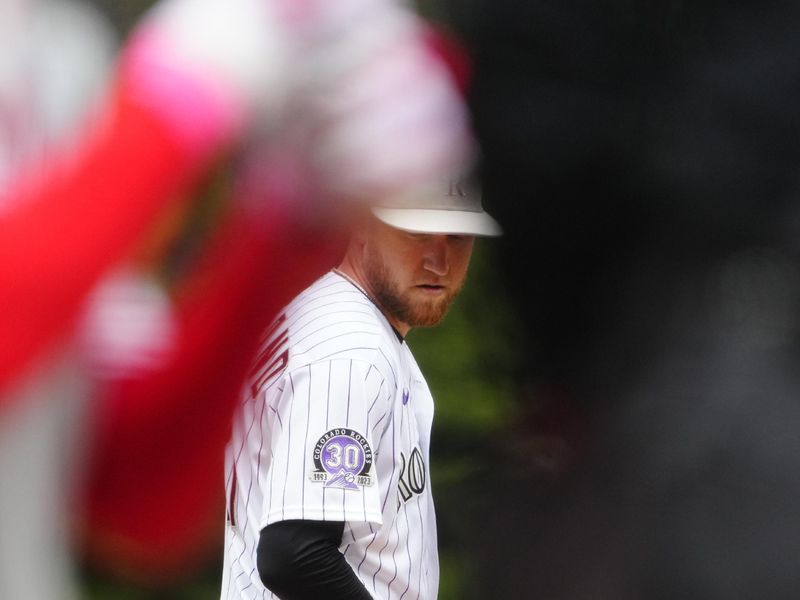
[257, 520, 373, 600]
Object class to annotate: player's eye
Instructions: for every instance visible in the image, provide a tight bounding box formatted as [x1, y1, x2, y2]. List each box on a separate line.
[447, 235, 473, 244]
[405, 232, 432, 242]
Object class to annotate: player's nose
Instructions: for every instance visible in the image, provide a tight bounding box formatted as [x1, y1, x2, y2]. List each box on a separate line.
[422, 235, 449, 276]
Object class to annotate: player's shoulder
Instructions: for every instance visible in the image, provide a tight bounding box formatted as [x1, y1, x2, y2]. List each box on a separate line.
[285, 271, 368, 316]
[284, 272, 377, 337]
[282, 272, 403, 380]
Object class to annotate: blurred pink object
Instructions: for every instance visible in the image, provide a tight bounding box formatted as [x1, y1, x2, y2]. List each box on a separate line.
[0, 0, 478, 590]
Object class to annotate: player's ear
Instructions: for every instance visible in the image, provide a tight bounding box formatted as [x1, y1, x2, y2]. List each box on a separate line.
[352, 229, 369, 261]
[341, 221, 368, 268]
[348, 206, 372, 247]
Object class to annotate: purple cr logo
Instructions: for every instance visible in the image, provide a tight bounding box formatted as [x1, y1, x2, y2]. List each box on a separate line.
[310, 428, 374, 490]
[402, 389, 409, 405]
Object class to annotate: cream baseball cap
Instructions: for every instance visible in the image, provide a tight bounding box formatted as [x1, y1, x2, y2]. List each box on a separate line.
[371, 178, 502, 237]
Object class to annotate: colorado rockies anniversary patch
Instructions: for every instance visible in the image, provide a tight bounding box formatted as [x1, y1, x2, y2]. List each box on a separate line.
[310, 428, 374, 490]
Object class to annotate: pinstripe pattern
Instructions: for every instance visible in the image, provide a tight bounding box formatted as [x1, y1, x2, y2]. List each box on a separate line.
[221, 272, 439, 599]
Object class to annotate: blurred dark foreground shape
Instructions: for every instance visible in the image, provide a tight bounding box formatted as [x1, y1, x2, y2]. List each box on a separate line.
[449, 0, 800, 597]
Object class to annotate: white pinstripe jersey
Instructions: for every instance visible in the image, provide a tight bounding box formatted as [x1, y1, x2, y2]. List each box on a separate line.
[221, 271, 439, 600]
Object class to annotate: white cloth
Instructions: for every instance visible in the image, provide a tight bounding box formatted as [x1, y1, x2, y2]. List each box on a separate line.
[0, 355, 90, 600]
[0, 2, 115, 599]
[222, 272, 440, 599]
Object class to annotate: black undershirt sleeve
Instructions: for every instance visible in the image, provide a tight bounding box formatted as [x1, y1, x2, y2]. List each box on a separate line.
[257, 520, 373, 600]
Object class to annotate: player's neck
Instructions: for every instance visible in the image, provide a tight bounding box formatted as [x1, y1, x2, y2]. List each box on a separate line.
[334, 259, 410, 338]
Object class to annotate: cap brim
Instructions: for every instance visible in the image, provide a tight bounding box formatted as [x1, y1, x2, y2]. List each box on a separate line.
[371, 207, 502, 237]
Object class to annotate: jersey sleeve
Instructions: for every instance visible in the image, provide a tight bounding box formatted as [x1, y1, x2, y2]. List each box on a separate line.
[260, 358, 390, 530]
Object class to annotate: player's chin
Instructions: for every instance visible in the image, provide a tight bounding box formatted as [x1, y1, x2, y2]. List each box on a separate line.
[407, 300, 452, 328]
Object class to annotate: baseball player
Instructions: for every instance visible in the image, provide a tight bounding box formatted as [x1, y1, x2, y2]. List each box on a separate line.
[222, 179, 501, 599]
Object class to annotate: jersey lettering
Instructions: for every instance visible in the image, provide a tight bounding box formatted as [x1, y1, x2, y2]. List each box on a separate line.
[230, 313, 289, 528]
[227, 467, 237, 526]
[249, 313, 289, 398]
[397, 446, 426, 508]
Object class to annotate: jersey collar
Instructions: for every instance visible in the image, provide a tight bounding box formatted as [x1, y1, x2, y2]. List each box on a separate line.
[331, 269, 405, 342]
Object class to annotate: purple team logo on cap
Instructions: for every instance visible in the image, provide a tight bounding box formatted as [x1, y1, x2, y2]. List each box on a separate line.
[310, 428, 374, 490]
